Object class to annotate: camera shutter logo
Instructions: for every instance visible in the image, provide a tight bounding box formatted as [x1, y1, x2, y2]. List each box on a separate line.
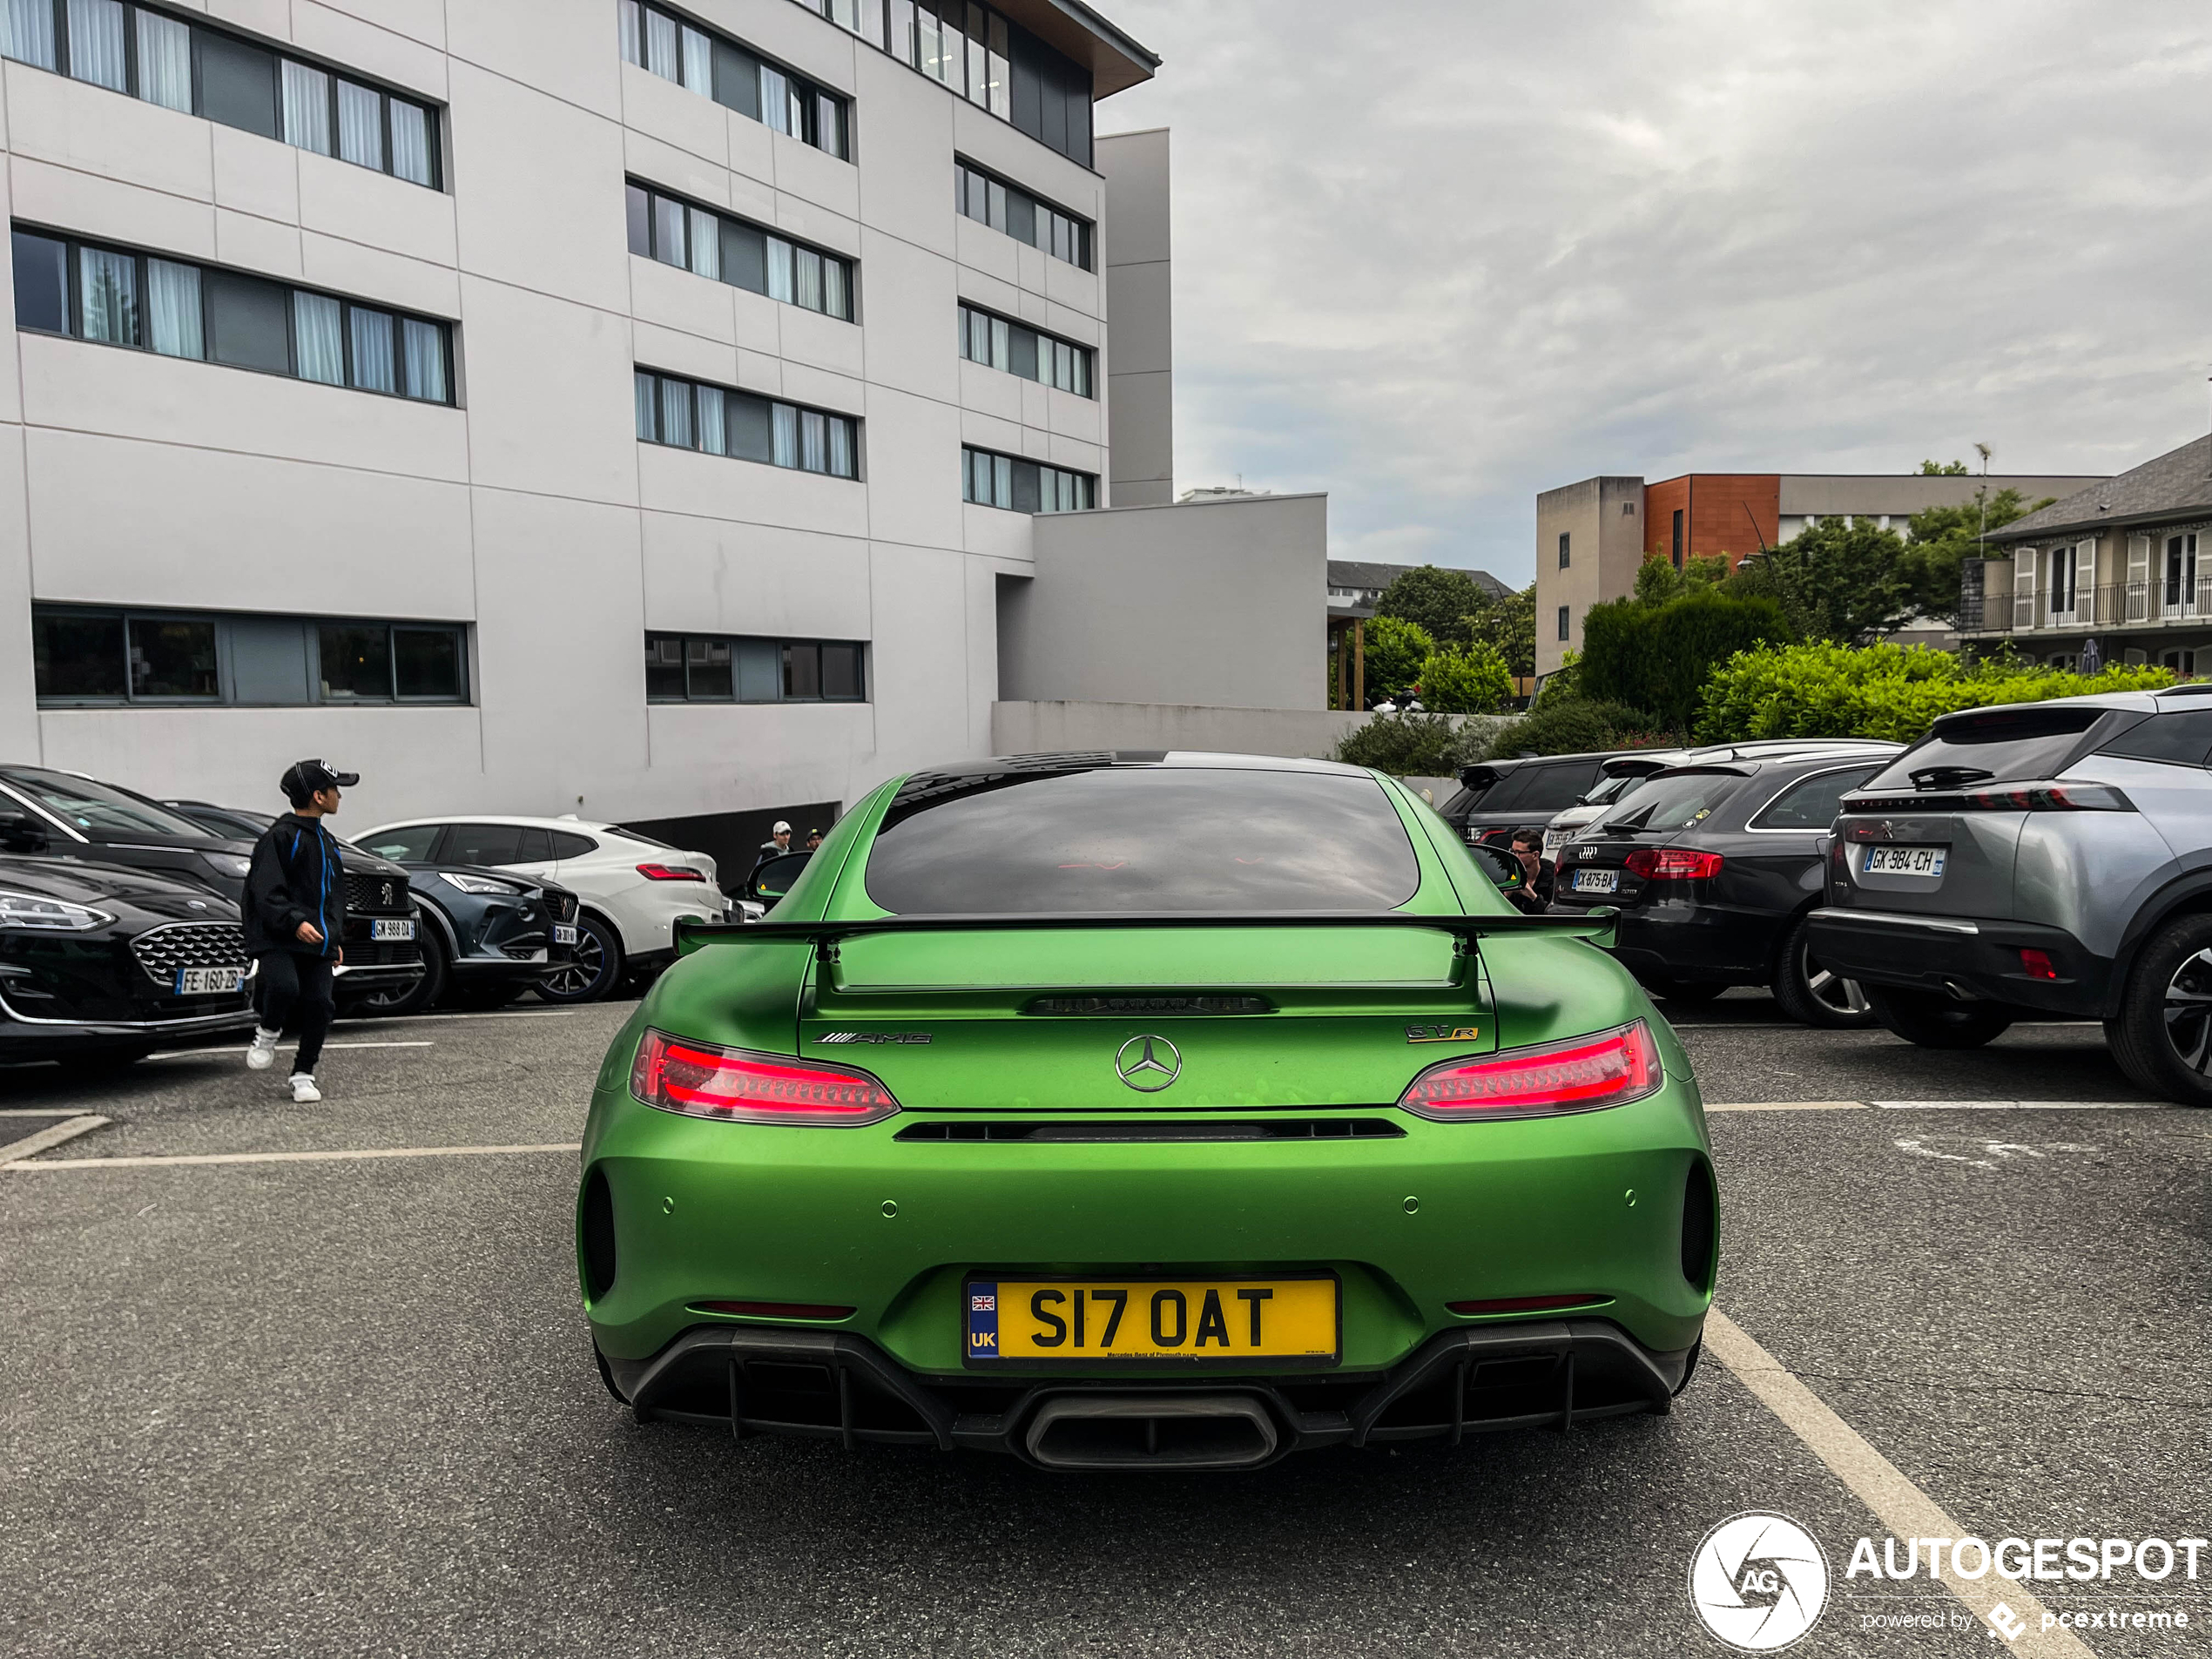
[1689, 1513, 1829, 1651]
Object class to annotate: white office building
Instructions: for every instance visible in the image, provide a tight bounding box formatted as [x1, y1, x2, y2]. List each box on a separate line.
[0, 0, 1329, 868]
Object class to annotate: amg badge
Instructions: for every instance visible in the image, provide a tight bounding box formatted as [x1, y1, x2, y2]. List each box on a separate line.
[1406, 1023, 1481, 1043]
[813, 1031, 933, 1044]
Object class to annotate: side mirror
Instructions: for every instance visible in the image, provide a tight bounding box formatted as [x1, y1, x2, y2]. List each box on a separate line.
[748, 850, 813, 905]
[0, 810, 49, 853]
[1466, 843, 1526, 894]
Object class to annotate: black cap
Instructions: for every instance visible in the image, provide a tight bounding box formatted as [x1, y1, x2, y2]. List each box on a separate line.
[280, 758, 360, 806]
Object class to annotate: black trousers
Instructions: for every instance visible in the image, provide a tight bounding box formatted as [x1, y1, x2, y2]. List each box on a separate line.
[255, 951, 335, 1075]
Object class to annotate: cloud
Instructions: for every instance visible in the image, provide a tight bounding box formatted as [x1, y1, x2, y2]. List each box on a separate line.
[1096, 0, 2212, 583]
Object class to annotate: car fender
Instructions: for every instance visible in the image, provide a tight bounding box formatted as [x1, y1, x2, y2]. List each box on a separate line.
[577, 901, 631, 961]
[2103, 867, 2212, 1015]
[411, 891, 463, 959]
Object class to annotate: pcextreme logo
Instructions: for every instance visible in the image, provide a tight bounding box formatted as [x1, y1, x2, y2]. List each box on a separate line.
[1689, 1513, 1831, 1651]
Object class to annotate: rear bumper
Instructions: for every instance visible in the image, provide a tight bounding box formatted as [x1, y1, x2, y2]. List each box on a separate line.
[603, 1317, 1697, 1469]
[1804, 907, 2112, 1015]
[1554, 899, 1779, 984]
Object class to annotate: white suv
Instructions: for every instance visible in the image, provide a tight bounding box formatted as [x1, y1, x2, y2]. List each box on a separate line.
[354, 815, 726, 1001]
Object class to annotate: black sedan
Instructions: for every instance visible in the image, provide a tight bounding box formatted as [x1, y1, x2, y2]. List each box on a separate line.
[0, 833, 258, 1068]
[170, 804, 578, 1016]
[0, 766, 425, 1008]
[1547, 746, 1899, 1026]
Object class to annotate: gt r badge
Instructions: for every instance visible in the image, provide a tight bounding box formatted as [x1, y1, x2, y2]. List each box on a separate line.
[813, 1031, 933, 1044]
[1114, 1035, 1182, 1091]
[1406, 1024, 1481, 1043]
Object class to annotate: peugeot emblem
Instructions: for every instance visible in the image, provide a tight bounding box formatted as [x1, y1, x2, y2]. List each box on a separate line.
[1114, 1035, 1182, 1092]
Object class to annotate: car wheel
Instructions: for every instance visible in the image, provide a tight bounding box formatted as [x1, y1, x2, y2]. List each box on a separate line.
[1862, 983, 2013, 1049]
[1770, 914, 1878, 1029]
[350, 929, 448, 1018]
[536, 914, 624, 1004]
[1635, 973, 1728, 1005]
[2109, 914, 2212, 1106]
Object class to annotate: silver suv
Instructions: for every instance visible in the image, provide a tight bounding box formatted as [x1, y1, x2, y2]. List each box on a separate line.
[1807, 686, 2212, 1104]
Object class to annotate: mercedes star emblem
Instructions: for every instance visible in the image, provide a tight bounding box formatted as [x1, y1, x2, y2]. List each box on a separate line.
[1114, 1035, 1182, 1092]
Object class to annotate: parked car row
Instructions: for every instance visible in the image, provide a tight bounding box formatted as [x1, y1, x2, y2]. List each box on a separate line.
[0, 763, 733, 1068]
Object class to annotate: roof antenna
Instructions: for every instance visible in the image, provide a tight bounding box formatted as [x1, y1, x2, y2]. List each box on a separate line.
[1741, 501, 1770, 557]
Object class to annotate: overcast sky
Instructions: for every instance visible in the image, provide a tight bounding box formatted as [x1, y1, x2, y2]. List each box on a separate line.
[1094, 0, 2212, 585]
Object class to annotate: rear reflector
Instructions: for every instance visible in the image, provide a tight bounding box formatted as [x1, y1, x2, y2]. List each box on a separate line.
[696, 1300, 855, 1320]
[1447, 1294, 1608, 1315]
[637, 862, 709, 880]
[1399, 1021, 1662, 1121]
[631, 1028, 898, 1126]
[2019, 948, 2060, 980]
[1623, 847, 1723, 880]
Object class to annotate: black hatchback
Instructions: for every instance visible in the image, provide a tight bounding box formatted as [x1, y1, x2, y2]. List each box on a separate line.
[1548, 746, 1899, 1026]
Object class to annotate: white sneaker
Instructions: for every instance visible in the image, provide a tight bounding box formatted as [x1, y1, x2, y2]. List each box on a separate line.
[289, 1072, 321, 1103]
[246, 1028, 280, 1071]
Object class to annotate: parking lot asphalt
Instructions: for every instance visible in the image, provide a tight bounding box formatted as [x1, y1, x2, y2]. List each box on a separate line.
[2, 993, 2206, 1658]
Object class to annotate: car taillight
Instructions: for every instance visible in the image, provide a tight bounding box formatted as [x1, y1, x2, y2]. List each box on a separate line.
[630, 1029, 898, 1125]
[637, 862, 707, 880]
[1845, 782, 2134, 813]
[1622, 848, 1723, 880]
[1399, 1021, 1662, 1121]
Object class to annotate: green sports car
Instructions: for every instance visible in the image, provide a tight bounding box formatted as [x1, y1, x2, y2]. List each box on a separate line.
[578, 753, 1716, 1470]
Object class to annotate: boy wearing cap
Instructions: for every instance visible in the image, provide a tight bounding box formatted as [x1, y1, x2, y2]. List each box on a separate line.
[240, 759, 358, 1103]
[754, 820, 794, 870]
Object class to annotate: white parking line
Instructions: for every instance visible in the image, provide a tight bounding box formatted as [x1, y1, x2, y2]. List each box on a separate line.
[1705, 1310, 2093, 1656]
[0, 1115, 109, 1164]
[143, 1041, 435, 1060]
[1705, 1099, 2168, 1112]
[1705, 1100, 1871, 1113]
[352, 1008, 585, 1022]
[5, 1141, 581, 1170]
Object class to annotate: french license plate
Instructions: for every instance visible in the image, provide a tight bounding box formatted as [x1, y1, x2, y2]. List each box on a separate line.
[1571, 867, 1620, 894]
[1541, 829, 1567, 857]
[1862, 845, 1946, 878]
[371, 919, 416, 941]
[965, 1276, 1339, 1367]
[553, 924, 578, 946]
[174, 966, 245, 995]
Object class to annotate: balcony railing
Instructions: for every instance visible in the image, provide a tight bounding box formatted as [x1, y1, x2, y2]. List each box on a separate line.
[1966, 578, 2212, 633]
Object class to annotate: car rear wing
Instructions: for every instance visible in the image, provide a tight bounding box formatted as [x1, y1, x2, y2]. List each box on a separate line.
[678, 908, 1619, 959]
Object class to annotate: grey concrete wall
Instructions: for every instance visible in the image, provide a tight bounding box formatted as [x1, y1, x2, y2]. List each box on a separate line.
[1097, 128, 1173, 507]
[1534, 475, 1642, 676]
[1001, 492, 1328, 709]
[992, 702, 1518, 764]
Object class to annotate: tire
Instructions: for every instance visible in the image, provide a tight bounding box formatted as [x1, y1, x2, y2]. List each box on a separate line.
[536, 913, 624, 1004]
[1862, 982, 2013, 1049]
[349, 928, 448, 1018]
[2107, 913, 2212, 1106]
[1636, 973, 1729, 1006]
[1770, 913, 1878, 1029]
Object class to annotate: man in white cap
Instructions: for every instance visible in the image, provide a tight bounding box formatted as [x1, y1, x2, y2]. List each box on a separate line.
[753, 820, 793, 873]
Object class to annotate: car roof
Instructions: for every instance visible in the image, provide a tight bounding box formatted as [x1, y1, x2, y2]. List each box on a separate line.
[1639, 746, 1898, 781]
[360, 814, 628, 834]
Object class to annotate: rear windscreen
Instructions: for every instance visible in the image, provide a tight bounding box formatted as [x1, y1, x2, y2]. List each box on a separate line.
[1862, 705, 2110, 791]
[1600, 771, 1747, 834]
[865, 766, 1421, 914]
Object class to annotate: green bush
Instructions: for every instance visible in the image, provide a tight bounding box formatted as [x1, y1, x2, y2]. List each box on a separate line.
[1359, 615, 1434, 698]
[1695, 642, 2174, 745]
[1480, 697, 1669, 761]
[1581, 590, 1795, 731]
[1333, 711, 1463, 775]
[1420, 641, 1513, 713]
[1373, 565, 1488, 649]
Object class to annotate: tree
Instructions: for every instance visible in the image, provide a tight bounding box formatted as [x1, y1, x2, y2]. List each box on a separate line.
[1919, 458, 1971, 475]
[1420, 641, 1513, 712]
[1581, 589, 1795, 731]
[1634, 552, 1732, 606]
[1462, 582, 1536, 678]
[1373, 565, 1489, 651]
[1730, 517, 1918, 643]
[1359, 614, 1433, 699]
[1903, 488, 2054, 624]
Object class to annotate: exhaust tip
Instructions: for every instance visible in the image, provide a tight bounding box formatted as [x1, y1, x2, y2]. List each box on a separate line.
[1026, 1393, 1280, 1471]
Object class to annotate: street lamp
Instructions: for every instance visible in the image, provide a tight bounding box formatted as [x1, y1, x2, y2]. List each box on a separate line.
[1974, 442, 1993, 555]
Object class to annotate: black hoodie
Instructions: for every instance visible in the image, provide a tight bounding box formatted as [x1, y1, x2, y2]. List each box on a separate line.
[242, 813, 348, 956]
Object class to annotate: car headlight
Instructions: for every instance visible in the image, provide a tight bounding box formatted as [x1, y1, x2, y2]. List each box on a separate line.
[439, 871, 523, 895]
[198, 852, 253, 880]
[0, 888, 114, 931]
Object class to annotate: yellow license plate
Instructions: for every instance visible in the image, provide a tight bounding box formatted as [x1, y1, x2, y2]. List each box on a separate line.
[963, 1276, 1339, 1368]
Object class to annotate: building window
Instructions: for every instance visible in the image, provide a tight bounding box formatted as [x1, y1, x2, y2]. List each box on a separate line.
[31, 606, 468, 705]
[954, 159, 1089, 269]
[961, 445, 1094, 514]
[1557, 531, 1570, 569]
[11, 226, 454, 402]
[1622, 501, 1636, 516]
[625, 181, 855, 321]
[958, 303, 1091, 396]
[0, 1, 439, 186]
[1670, 509, 1684, 568]
[617, 2, 850, 160]
[1556, 605, 1570, 642]
[644, 632, 867, 703]
[785, 0, 1092, 167]
[635, 369, 858, 479]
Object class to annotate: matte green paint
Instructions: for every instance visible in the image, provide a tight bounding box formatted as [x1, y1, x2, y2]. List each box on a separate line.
[580, 770, 1715, 1377]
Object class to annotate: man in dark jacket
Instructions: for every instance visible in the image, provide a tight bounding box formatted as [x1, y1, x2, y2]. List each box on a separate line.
[242, 759, 358, 1102]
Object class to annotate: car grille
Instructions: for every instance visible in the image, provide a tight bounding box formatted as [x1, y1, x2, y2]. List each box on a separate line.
[129, 922, 249, 985]
[501, 942, 548, 961]
[345, 871, 409, 914]
[341, 940, 421, 968]
[546, 892, 579, 924]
